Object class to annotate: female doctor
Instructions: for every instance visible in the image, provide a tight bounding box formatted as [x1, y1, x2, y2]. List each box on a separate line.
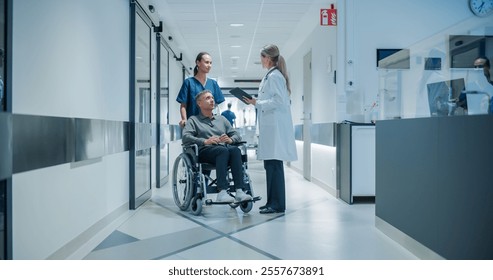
[243, 44, 297, 214]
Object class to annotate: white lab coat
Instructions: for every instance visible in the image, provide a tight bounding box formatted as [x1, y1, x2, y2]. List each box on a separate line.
[255, 68, 298, 161]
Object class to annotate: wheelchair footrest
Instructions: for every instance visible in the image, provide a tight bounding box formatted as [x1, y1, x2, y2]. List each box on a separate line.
[230, 196, 262, 205]
[205, 196, 261, 206]
[205, 199, 235, 205]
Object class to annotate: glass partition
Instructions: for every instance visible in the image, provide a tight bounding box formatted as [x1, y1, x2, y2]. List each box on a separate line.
[376, 16, 493, 120]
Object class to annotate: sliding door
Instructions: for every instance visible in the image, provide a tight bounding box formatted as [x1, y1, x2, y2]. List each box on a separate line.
[130, 3, 153, 209]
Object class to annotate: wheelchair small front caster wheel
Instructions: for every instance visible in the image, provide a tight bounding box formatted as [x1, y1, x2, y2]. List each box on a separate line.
[190, 196, 202, 216]
[240, 201, 253, 213]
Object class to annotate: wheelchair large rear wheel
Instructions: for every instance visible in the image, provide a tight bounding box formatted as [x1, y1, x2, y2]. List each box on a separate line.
[172, 154, 194, 211]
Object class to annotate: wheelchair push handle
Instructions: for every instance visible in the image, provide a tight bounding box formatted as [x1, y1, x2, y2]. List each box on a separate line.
[182, 143, 200, 157]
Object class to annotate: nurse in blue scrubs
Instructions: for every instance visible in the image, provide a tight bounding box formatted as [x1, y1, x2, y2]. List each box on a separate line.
[176, 52, 225, 127]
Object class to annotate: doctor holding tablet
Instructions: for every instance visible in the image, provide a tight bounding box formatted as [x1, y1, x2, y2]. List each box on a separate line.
[243, 44, 297, 214]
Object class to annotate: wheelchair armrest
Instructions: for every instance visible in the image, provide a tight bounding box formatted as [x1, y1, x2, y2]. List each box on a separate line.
[231, 141, 247, 146]
[184, 141, 246, 150]
[232, 141, 249, 157]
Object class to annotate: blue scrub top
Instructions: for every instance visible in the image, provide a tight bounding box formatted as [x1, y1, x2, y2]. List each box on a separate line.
[176, 77, 225, 118]
[221, 110, 236, 126]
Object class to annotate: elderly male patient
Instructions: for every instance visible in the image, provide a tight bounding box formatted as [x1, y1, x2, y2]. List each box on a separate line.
[182, 89, 252, 203]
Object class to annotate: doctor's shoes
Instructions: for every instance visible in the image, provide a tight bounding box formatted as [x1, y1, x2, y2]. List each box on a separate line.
[216, 190, 234, 203]
[235, 189, 252, 203]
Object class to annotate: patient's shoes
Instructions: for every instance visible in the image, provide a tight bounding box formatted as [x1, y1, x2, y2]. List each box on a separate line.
[216, 190, 234, 203]
[235, 189, 252, 203]
[216, 189, 251, 203]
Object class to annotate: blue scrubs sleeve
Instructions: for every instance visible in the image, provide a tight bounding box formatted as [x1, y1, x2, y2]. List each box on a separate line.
[176, 79, 190, 104]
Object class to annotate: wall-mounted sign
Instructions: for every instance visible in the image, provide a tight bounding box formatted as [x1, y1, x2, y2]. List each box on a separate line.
[320, 5, 337, 26]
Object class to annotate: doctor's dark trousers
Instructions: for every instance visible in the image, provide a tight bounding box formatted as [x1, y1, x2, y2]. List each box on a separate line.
[264, 159, 286, 212]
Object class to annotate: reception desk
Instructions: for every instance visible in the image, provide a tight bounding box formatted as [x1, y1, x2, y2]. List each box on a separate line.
[375, 115, 493, 259]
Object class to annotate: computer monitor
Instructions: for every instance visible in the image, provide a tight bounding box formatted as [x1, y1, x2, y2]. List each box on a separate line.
[450, 78, 465, 100]
[376, 48, 410, 69]
[466, 93, 490, 115]
[449, 35, 493, 68]
[427, 78, 465, 116]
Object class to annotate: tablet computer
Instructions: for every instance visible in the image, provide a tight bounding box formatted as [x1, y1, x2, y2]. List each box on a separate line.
[229, 87, 253, 104]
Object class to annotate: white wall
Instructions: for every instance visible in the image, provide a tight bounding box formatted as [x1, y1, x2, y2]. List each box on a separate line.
[13, 0, 129, 120]
[13, 154, 128, 259]
[286, 1, 337, 191]
[289, 24, 337, 126]
[11, 0, 130, 259]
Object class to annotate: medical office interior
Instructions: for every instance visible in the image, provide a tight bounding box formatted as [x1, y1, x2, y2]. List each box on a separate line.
[0, 0, 492, 260]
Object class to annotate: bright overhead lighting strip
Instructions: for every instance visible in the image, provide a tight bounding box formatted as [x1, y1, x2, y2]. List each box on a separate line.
[244, 0, 264, 74]
[212, 0, 224, 77]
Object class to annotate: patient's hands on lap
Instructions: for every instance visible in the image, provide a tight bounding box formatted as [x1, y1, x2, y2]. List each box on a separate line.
[205, 134, 232, 145]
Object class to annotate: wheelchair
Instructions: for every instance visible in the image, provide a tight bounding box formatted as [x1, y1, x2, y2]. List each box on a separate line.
[172, 142, 261, 216]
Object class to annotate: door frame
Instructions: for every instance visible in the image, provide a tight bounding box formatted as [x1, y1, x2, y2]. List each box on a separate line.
[156, 33, 171, 187]
[129, 2, 154, 209]
[303, 51, 312, 181]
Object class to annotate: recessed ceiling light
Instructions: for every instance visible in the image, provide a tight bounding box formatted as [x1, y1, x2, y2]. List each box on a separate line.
[231, 56, 240, 59]
[231, 45, 241, 48]
[230, 23, 244, 27]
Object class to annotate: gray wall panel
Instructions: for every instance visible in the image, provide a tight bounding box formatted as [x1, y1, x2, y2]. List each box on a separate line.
[135, 123, 153, 151]
[375, 118, 440, 248]
[9, 114, 132, 174]
[311, 123, 334, 146]
[160, 124, 171, 144]
[170, 124, 182, 141]
[376, 115, 493, 259]
[13, 115, 74, 173]
[336, 123, 351, 202]
[75, 119, 105, 161]
[0, 113, 12, 180]
[105, 120, 129, 155]
[294, 125, 302, 141]
[294, 123, 335, 146]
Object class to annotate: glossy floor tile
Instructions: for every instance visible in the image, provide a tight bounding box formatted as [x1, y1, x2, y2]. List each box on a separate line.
[82, 153, 418, 260]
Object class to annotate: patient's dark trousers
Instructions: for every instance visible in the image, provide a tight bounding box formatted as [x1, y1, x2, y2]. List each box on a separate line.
[198, 145, 243, 191]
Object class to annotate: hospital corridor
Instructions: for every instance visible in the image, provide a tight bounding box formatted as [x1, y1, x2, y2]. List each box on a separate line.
[79, 151, 416, 260]
[1, 0, 492, 269]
